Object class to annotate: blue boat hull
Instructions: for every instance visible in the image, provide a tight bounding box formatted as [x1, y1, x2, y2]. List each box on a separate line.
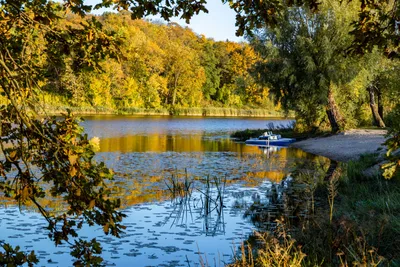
[245, 138, 295, 146]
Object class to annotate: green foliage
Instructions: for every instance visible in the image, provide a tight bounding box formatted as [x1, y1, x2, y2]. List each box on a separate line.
[250, 1, 361, 132]
[338, 161, 400, 262]
[346, 153, 381, 181]
[70, 239, 103, 267]
[92, 0, 399, 59]
[349, 0, 400, 58]
[382, 104, 400, 179]
[0, 242, 39, 267]
[200, 40, 220, 100]
[115, 0, 399, 58]
[0, 1, 126, 265]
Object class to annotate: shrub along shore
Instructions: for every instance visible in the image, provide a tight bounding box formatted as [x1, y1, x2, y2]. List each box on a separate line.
[229, 128, 400, 266]
[40, 105, 291, 118]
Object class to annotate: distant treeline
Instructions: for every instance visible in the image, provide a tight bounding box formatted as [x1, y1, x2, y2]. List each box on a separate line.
[30, 11, 279, 115]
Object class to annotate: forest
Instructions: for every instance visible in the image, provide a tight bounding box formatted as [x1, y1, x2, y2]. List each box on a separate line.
[16, 10, 278, 115]
[5, 3, 398, 129]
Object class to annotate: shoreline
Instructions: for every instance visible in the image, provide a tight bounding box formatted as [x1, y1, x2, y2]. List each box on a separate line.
[290, 129, 387, 162]
[40, 106, 291, 118]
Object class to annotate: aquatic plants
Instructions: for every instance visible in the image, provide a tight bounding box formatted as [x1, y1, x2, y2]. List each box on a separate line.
[164, 171, 228, 237]
[165, 170, 194, 199]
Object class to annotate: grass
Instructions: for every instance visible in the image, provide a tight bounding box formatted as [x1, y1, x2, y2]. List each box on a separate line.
[337, 160, 400, 264]
[169, 107, 285, 117]
[228, 223, 307, 267]
[230, 121, 308, 141]
[346, 153, 382, 181]
[227, 154, 400, 266]
[38, 103, 289, 118]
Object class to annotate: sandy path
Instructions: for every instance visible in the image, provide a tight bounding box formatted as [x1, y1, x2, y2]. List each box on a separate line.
[290, 129, 388, 162]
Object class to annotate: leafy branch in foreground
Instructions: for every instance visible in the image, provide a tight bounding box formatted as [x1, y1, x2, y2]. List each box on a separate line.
[0, 109, 126, 264]
[0, 0, 125, 265]
[0, 241, 38, 267]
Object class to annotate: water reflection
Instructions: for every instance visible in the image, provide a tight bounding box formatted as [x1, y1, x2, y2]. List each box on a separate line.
[82, 115, 294, 138]
[0, 116, 327, 266]
[243, 157, 333, 234]
[99, 134, 239, 153]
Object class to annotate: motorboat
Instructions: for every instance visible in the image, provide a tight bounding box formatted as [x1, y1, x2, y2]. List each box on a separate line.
[245, 131, 295, 146]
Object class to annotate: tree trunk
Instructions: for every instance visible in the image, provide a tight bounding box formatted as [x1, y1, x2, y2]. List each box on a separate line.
[368, 85, 385, 128]
[171, 73, 179, 106]
[377, 88, 384, 120]
[326, 87, 344, 133]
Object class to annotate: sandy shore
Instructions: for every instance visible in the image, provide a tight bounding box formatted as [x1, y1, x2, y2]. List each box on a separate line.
[290, 129, 388, 162]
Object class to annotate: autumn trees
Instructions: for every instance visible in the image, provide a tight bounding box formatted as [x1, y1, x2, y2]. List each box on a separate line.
[44, 12, 273, 113]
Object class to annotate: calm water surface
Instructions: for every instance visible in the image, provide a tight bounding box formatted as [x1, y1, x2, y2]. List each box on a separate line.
[0, 116, 325, 267]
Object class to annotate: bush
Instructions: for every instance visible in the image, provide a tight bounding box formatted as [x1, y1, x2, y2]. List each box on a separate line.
[382, 104, 400, 179]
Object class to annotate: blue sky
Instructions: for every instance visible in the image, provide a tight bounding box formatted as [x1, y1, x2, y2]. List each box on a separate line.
[163, 1, 244, 42]
[86, 0, 243, 42]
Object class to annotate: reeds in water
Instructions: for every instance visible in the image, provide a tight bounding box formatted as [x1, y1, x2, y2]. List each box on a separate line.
[169, 107, 283, 117]
[165, 170, 193, 200]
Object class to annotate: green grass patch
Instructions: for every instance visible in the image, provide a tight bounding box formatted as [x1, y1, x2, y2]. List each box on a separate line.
[346, 153, 382, 181]
[230, 121, 316, 141]
[337, 172, 400, 263]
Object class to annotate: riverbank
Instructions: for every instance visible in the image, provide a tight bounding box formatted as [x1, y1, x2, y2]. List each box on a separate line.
[290, 129, 387, 162]
[229, 128, 400, 266]
[40, 106, 290, 118]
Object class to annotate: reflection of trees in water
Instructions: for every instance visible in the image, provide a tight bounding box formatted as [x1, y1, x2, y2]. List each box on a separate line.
[244, 178, 293, 231]
[258, 145, 281, 159]
[1, 146, 327, 225]
[243, 157, 334, 232]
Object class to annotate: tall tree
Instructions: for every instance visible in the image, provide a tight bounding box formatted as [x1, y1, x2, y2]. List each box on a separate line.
[200, 39, 220, 100]
[163, 26, 206, 107]
[250, 1, 360, 132]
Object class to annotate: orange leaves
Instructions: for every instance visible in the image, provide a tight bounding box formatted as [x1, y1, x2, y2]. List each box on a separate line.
[68, 152, 78, 177]
[68, 153, 78, 165]
[88, 199, 96, 209]
[103, 223, 109, 233]
[8, 150, 18, 161]
[87, 30, 93, 41]
[69, 166, 78, 177]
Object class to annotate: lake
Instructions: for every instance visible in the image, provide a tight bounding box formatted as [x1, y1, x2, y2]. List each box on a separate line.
[0, 116, 327, 267]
